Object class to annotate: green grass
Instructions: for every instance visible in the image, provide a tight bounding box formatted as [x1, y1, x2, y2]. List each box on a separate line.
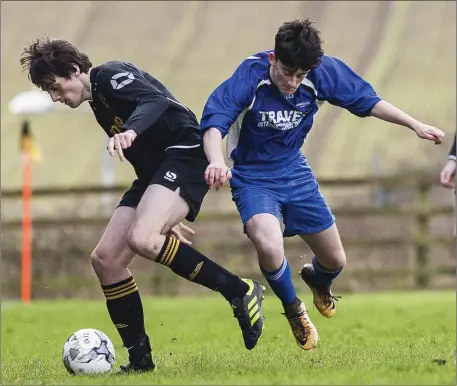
[1, 291, 455, 384]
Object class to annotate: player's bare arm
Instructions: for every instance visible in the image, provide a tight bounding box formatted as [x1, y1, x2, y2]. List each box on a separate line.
[203, 127, 232, 190]
[370, 100, 445, 144]
[440, 133, 456, 189]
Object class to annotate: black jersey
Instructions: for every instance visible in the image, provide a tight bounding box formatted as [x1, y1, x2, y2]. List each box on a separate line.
[89, 61, 201, 178]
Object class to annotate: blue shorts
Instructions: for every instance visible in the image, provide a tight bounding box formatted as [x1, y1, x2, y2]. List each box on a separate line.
[230, 157, 335, 237]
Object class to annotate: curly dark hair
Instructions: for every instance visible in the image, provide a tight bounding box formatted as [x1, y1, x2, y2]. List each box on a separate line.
[274, 18, 324, 73]
[20, 37, 92, 90]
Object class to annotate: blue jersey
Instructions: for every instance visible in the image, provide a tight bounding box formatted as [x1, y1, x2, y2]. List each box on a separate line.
[200, 51, 381, 169]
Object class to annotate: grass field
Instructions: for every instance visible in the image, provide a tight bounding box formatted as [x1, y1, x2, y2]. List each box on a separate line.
[1, 291, 455, 385]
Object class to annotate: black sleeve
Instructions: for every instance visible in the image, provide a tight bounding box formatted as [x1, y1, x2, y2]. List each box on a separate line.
[98, 62, 169, 136]
[449, 133, 456, 160]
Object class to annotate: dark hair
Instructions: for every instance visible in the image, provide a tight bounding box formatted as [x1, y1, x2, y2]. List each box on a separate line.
[20, 37, 92, 90]
[274, 18, 324, 73]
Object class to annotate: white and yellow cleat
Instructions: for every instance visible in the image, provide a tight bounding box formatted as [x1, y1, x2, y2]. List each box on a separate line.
[283, 298, 319, 350]
[300, 263, 340, 318]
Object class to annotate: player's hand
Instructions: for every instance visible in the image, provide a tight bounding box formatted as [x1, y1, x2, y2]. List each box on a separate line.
[440, 159, 456, 189]
[205, 162, 232, 190]
[167, 222, 196, 245]
[413, 123, 445, 144]
[107, 130, 137, 162]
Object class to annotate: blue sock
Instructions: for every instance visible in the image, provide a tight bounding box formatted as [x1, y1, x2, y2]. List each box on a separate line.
[261, 257, 296, 306]
[311, 256, 343, 287]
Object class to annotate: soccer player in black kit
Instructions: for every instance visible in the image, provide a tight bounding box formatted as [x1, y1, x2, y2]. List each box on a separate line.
[20, 38, 265, 372]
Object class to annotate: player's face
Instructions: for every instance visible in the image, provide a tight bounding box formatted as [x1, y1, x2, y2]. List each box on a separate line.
[46, 73, 86, 108]
[269, 53, 308, 95]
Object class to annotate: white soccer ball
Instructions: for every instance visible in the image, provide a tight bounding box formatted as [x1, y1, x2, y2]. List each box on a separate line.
[62, 328, 115, 375]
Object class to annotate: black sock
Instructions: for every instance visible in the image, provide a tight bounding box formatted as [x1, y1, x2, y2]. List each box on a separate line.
[102, 277, 147, 348]
[156, 236, 248, 301]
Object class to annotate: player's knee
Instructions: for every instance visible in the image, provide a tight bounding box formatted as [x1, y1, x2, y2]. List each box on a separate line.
[260, 241, 284, 260]
[334, 249, 346, 269]
[126, 229, 162, 260]
[320, 250, 346, 271]
[248, 232, 283, 258]
[90, 248, 116, 274]
[251, 235, 284, 262]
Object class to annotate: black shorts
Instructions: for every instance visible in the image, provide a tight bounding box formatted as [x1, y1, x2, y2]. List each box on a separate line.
[118, 145, 209, 222]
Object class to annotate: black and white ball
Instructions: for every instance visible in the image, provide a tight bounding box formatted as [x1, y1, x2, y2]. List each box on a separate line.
[62, 328, 115, 374]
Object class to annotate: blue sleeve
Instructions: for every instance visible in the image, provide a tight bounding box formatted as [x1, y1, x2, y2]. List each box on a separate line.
[200, 60, 257, 137]
[312, 55, 381, 117]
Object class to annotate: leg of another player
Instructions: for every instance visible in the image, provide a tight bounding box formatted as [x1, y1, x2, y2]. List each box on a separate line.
[127, 184, 265, 350]
[127, 184, 249, 300]
[246, 213, 318, 350]
[299, 223, 346, 318]
[90, 206, 155, 372]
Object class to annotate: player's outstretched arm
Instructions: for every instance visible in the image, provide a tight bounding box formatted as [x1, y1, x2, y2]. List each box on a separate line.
[203, 128, 231, 190]
[370, 100, 445, 144]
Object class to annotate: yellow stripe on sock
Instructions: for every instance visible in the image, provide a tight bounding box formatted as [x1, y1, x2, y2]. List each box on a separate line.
[103, 279, 135, 294]
[161, 237, 176, 266]
[164, 238, 180, 267]
[158, 237, 174, 265]
[105, 286, 138, 300]
[104, 283, 137, 298]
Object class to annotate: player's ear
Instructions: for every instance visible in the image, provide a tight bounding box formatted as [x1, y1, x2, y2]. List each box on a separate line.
[72, 65, 81, 77]
[268, 52, 276, 66]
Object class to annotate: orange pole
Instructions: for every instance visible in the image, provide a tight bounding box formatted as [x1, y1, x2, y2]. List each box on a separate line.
[21, 153, 32, 303]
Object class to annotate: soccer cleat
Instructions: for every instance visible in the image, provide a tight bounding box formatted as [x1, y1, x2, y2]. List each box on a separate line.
[119, 335, 156, 373]
[300, 263, 340, 318]
[283, 297, 318, 350]
[229, 279, 266, 350]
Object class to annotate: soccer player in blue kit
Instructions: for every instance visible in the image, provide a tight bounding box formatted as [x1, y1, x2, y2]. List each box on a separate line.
[200, 19, 445, 350]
